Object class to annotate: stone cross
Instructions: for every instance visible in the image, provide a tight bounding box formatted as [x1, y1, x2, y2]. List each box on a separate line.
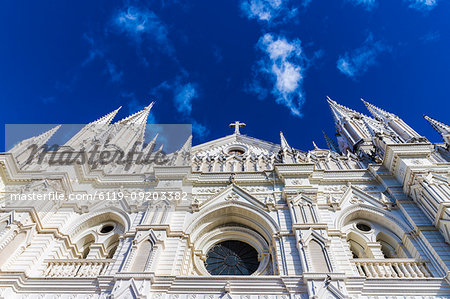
[229, 121, 246, 135]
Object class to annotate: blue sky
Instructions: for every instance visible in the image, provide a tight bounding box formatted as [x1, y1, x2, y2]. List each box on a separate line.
[1, 0, 449, 151]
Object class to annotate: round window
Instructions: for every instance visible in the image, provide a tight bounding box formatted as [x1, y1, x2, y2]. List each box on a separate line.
[100, 224, 115, 234]
[228, 149, 245, 155]
[205, 240, 259, 275]
[356, 223, 371, 232]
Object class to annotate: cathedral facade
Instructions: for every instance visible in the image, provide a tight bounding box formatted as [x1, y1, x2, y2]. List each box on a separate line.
[0, 98, 449, 298]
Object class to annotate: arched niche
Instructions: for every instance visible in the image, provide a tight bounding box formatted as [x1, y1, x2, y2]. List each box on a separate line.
[187, 201, 279, 241]
[346, 231, 371, 258]
[130, 240, 152, 272]
[338, 205, 415, 259]
[66, 211, 127, 259]
[308, 239, 330, 272]
[63, 208, 130, 239]
[186, 201, 279, 276]
[376, 231, 408, 258]
[76, 233, 95, 259]
[336, 205, 412, 239]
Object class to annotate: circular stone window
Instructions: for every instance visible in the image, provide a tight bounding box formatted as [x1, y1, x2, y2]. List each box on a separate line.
[356, 222, 371, 232]
[226, 145, 247, 156]
[100, 224, 115, 234]
[205, 240, 259, 275]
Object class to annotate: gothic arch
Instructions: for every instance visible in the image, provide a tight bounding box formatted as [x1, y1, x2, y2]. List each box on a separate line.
[187, 201, 279, 243]
[302, 230, 333, 272]
[308, 239, 330, 272]
[335, 204, 412, 237]
[338, 205, 417, 261]
[56, 208, 129, 259]
[127, 230, 158, 272]
[64, 207, 130, 238]
[346, 231, 370, 258]
[186, 201, 279, 276]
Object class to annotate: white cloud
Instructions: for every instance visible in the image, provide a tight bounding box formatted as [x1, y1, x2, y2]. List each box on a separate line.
[245, 80, 269, 100]
[348, 0, 377, 11]
[240, 0, 296, 23]
[106, 61, 123, 82]
[407, 0, 437, 10]
[174, 82, 197, 116]
[172, 82, 209, 139]
[113, 6, 172, 53]
[348, 0, 437, 11]
[248, 33, 307, 117]
[192, 120, 209, 139]
[336, 33, 389, 79]
[421, 31, 440, 43]
[81, 34, 104, 67]
[150, 78, 209, 138]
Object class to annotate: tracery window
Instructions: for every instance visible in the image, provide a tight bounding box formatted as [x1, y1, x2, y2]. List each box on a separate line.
[205, 240, 259, 275]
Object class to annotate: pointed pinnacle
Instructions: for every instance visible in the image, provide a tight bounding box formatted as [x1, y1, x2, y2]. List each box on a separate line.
[423, 115, 450, 137]
[9, 125, 61, 153]
[326, 96, 361, 124]
[93, 106, 122, 125]
[280, 131, 291, 151]
[312, 141, 319, 150]
[116, 101, 154, 124]
[361, 98, 393, 120]
[143, 133, 159, 153]
[180, 135, 193, 152]
[322, 130, 340, 153]
[37, 125, 61, 141]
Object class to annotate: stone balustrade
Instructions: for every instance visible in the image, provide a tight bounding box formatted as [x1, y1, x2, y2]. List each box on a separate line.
[352, 258, 431, 278]
[44, 259, 113, 277]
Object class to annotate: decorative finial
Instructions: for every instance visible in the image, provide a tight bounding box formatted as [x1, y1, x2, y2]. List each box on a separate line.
[229, 121, 246, 135]
[312, 141, 319, 150]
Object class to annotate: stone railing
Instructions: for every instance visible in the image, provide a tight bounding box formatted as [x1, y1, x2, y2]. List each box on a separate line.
[44, 259, 113, 277]
[352, 258, 431, 278]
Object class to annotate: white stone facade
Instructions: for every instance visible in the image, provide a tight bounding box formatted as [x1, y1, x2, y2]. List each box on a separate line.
[0, 98, 449, 298]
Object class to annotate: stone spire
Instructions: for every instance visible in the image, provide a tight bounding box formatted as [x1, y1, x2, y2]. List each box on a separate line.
[280, 131, 292, 151]
[9, 125, 61, 166]
[326, 97, 372, 154]
[424, 115, 450, 145]
[361, 99, 425, 143]
[143, 133, 159, 155]
[361, 116, 380, 138]
[174, 135, 192, 166]
[279, 131, 295, 163]
[322, 131, 340, 153]
[65, 106, 121, 148]
[116, 102, 154, 125]
[361, 98, 395, 121]
[93, 106, 122, 124]
[326, 96, 361, 124]
[108, 102, 154, 152]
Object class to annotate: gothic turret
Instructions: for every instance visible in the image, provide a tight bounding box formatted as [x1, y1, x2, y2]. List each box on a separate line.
[322, 131, 341, 154]
[326, 97, 374, 155]
[174, 135, 192, 166]
[424, 115, 450, 146]
[362, 99, 426, 143]
[65, 106, 121, 149]
[280, 131, 295, 163]
[107, 102, 154, 152]
[8, 125, 61, 166]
